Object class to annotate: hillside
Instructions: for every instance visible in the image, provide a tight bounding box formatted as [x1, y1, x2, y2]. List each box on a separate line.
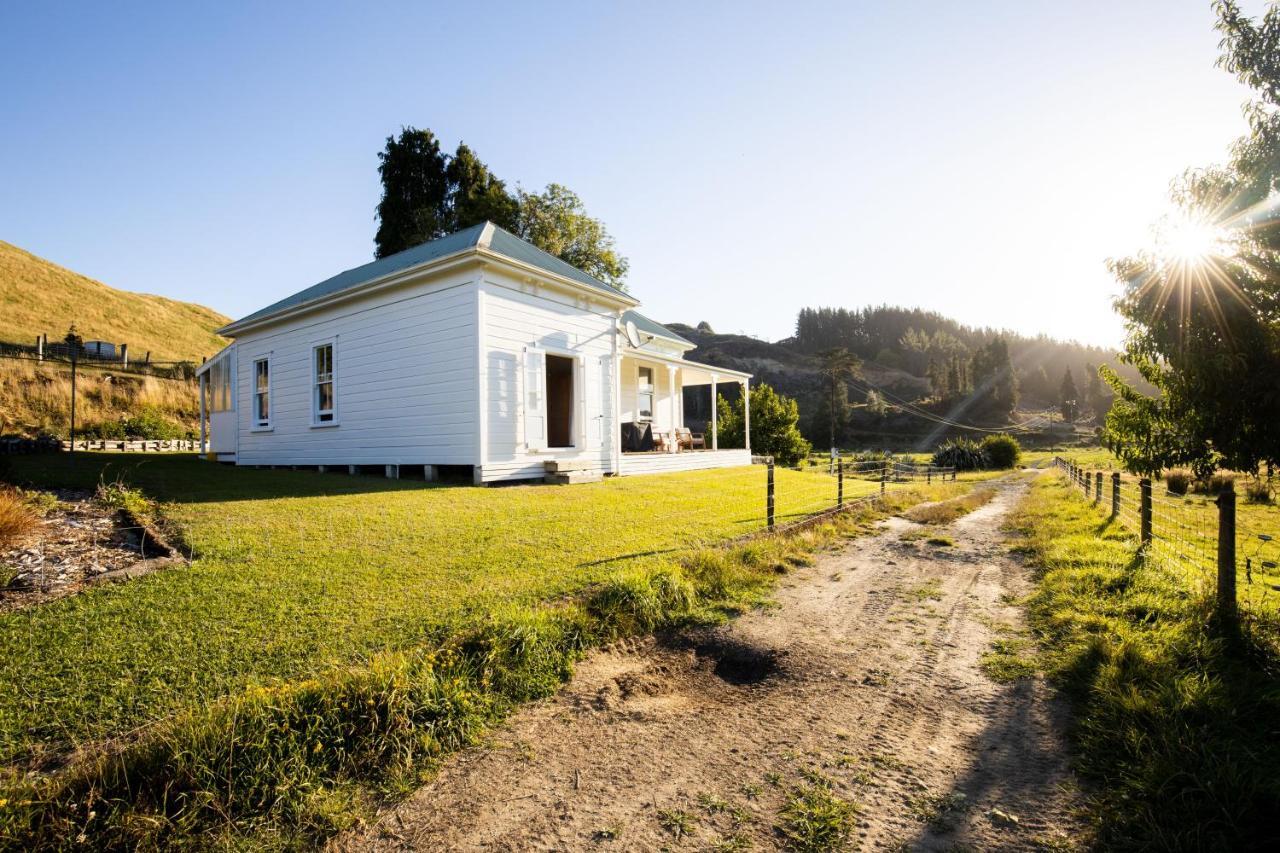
[0, 240, 229, 363]
[667, 311, 1129, 450]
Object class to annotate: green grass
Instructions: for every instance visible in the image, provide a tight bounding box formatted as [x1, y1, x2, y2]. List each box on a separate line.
[1049, 456, 1280, 638]
[776, 776, 859, 852]
[0, 453, 964, 848]
[1007, 472, 1280, 850]
[978, 637, 1037, 682]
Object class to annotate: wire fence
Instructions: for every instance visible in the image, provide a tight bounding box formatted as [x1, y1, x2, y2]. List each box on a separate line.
[1053, 456, 1280, 639]
[605, 457, 960, 547]
[0, 347, 202, 382]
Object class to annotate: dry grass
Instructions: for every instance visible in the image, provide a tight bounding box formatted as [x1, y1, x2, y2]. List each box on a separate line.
[0, 239, 229, 362]
[0, 486, 38, 549]
[0, 358, 198, 436]
[902, 487, 996, 524]
[1164, 467, 1192, 495]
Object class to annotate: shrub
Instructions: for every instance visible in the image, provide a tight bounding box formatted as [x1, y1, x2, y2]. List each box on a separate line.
[1244, 477, 1273, 504]
[0, 487, 39, 548]
[980, 433, 1022, 469]
[1192, 471, 1236, 495]
[931, 438, 987, 471]
[81, 419, 128, 439]
[81, 406, 184, 440]
[715, 382, 810, 466]
[1164, 468, 1192, 495]
[123, 406, 184, 440]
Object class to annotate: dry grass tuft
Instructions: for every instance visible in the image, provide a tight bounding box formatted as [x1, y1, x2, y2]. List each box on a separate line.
[902, 487, 996, 525]
[1164, 468, 1192, 495]
[0, 487, 39, 548]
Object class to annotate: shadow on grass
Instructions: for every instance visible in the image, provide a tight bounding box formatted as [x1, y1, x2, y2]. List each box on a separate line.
[1, 453, 458, 504]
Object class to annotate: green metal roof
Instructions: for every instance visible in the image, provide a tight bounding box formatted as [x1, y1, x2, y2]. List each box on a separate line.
[222, 222, 633, 332]
[623, 310, 693, 346]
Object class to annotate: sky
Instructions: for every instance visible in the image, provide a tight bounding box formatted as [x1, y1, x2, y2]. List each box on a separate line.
[0, 1, 1266, 350]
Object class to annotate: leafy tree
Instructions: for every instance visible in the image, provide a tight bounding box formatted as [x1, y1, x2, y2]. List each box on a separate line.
[1083, 363, 1112, 421]
[715, 382, 811, 466]
[1059, 368, 1079, 423]
[696, 321, 715, 333]
[1101, 2, 1280, 475]
[446, 143, 519, 233]
[815, 348, 861, 451]
[374, 131, 629, 289]
[374, 128, 451, 258]
[514, 184, 629, 288]
[967, 337, 1017, 417]
[865, 389, 888, 417]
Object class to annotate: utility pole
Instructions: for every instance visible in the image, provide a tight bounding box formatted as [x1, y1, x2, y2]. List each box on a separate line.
[64, 326, 80, 454]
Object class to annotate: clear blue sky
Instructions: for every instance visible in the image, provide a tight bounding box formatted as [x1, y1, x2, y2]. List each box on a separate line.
[0, 1, 1262, 348]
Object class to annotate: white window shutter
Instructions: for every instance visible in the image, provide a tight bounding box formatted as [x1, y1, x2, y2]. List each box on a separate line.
[576, 355, 594, 449]
[590, 356, 607, 449]
[524, 346, 547, 450]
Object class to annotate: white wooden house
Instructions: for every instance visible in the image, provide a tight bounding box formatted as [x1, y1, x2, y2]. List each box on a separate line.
[196, 222, 751, 483]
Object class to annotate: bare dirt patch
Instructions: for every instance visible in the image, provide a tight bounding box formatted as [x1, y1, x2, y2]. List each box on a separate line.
[337, 477, 1087, 852]
[0, 488, 178, 611]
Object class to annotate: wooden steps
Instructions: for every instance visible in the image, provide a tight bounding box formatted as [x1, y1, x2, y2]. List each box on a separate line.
[543, 459, 603, 484]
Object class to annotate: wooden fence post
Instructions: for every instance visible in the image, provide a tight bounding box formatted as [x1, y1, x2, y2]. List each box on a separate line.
[1095, 472, 1102, 504]
[1140, 478, 1153, 549]
[767, 459, 775, 529]
[837, 461, 844, 508]
[1216, 483, 1238, 633]
[881, 460, 888, 497]
[1111, 472, 1120, 519]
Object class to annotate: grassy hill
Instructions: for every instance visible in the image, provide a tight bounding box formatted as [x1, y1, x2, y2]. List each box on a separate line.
[0, 240, 229, 363]
[0, 241, 228, 437]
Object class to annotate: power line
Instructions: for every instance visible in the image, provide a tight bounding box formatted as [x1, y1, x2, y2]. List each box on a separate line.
[848, 375, 1049, 435]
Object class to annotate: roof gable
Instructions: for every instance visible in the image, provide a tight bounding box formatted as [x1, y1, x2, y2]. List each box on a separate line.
[222, 222, 633, 334]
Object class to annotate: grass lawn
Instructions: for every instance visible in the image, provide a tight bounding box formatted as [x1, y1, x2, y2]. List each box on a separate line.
[1009, 472, 1280, 850]
[0, 452, 985, 847]
[0, 453, 884, 764]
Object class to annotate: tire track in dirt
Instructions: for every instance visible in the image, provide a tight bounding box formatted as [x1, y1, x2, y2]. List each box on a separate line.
[335, 475, 1086, 852]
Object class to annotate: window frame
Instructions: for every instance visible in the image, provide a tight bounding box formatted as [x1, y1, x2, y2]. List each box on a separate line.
[636, 364, 655, 423]
[311, 340, 338, 428]
[251, 356, 272, 430]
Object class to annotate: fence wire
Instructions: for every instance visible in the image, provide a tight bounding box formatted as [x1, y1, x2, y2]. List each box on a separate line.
[1053, 457, 1280, 636]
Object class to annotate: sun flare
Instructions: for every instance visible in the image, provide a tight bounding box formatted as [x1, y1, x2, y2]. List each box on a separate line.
[1161, 214, 1227, 264]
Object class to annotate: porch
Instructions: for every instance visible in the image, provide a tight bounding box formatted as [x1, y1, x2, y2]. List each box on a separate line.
[616, 351, 751, 472]
[618, 447, 754, 476]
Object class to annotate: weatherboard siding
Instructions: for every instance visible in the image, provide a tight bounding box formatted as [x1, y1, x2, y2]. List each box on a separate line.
[479, 275, 617, 483]
[231, 272, 479, 467]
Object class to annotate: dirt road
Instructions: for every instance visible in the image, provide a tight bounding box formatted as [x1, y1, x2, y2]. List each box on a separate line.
[339, 476, 1086, 852]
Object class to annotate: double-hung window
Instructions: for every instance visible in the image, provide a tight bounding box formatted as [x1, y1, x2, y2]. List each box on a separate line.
[313, 343, 336, 424]
[637, 366, 654, 421]
[253, 358, 270, 428]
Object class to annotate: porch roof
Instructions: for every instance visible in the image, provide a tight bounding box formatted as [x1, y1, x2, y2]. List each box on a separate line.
[622, 349, 751, 385]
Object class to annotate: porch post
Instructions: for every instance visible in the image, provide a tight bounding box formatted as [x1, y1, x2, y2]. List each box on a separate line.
[742, 378, 750, 453]
[710, 373, 718, 451]
[611, 317, 622, 474]
[198, 373, 207, 456]
[667, 364, 678, 453]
